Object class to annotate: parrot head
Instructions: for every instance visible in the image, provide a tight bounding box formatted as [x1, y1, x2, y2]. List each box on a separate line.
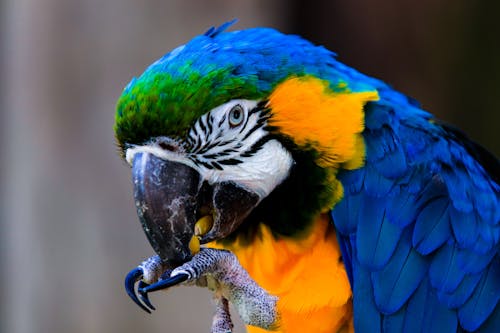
[115, 22, 378, 265]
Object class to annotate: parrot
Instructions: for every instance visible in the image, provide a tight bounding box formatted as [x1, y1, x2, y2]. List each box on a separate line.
[115, 21, 499, 333]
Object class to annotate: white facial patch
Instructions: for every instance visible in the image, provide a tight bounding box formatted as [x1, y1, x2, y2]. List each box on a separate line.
[201, 139, 293, 198]
[126, 99, 294, 200]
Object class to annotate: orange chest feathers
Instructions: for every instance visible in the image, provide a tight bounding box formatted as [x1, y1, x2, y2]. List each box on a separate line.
[215, 214, 354, 333]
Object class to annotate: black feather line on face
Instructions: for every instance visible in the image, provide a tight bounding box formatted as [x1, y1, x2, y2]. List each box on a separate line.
[239, 112, 251, 134]
[239, 135, 274, 158]
[207, 114, 214, 133]
[218, 158, 243, 165]
[197, 140, 222, 154]
[242, 120, 264, 141]
[198, 160, 214, 169]
[186, 131, 197, 150]
[198, 116, 207, 133]
[211, 161, 223, 170]
[189, 126, 203, 153]
[218, 114, 227, 127]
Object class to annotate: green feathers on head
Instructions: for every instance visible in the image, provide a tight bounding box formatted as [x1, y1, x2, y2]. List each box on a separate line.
[115, 65, 262, 152]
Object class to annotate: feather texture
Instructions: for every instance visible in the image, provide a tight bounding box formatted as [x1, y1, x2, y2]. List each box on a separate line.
[333, 92, 499, 331]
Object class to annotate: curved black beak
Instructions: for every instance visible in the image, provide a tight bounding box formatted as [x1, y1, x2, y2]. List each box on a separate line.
[131, 151, 260, 265]
[132, 152, 201, 265]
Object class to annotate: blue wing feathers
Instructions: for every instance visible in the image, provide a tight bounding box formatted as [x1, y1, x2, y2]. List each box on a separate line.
[363, 164, 395, 197]
[357, 197, 403, 269]
[402, 278, 458, 333]
[364, 102, 394, 130]
[371, 230, 428, 314]
[441, 167, 475, 213]
[385, 189, 419, 228]
[408, 278, 461, 333]
[429, 243, 466, 293]
[476, 303, 500, 333]
[418, 280, 458, 333]
[450, 208, 479, 250]
[438, 271, 484, 309]
[337, 232, 354, 284]
[331, 192, 361, 235]
[456, 248, 496, 276]
[382, 307, 407, 333]
[365, 127, 408, 179]
[412, 197, 451, 255]
[401, 280, 428, 333]
[333, 96, 499, 332]
[339, 166, 365, 195]
[352, 257, 383, 333]
[458, 257, 500, 331]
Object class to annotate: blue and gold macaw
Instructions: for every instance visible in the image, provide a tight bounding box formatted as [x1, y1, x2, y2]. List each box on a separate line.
[116, 22, 499, 332]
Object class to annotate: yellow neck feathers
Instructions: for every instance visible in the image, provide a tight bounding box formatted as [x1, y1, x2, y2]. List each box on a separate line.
[268, 76, 379, 170]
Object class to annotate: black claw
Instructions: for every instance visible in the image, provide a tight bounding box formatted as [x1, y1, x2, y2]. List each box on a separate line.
[124, 267, 152, 314]
[138, 281, 156, 311]
[140, 273, 189, 293]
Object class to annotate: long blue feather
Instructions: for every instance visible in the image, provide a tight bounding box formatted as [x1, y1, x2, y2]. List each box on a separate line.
[412, 197, 451, 255]
[438, 271, 483, 308]
[403, 278, 460, 333]
[371, 231, 428, 314]
[450, 207, 479, 249]
[458, 257, 500, 331]
[357, 196, 403, 269]
[331, 192, 361, 234]
[352, 259, 382, 332]
[429, 243, 465, 293]
[476, 304, 500, 333]
[382, 307, 406, 332]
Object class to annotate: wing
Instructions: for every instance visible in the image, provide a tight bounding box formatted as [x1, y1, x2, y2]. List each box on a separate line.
[332, 91, 500, 333]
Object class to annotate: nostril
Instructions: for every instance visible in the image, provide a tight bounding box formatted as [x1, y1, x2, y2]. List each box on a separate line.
[156, 137, 182, 152]
[158, 142, 177, 152]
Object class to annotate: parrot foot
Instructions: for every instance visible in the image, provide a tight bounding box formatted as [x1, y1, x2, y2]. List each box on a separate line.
[211, 296, 233, 333]
[129, 248, 279, 330]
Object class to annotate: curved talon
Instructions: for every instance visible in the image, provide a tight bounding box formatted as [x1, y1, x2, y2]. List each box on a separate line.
[124, 267, 153, 313]
[140, 273, 189, 294]
[138, 281, 156, 311]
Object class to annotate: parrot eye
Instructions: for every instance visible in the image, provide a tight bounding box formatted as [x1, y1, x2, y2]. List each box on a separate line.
[228, 104, 244, 127]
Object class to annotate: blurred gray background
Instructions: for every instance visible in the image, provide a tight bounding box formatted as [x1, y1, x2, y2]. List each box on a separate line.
[1, 1, 498, 333]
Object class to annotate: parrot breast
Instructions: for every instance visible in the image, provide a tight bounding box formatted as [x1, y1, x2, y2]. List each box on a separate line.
[210, 214, 354, 333]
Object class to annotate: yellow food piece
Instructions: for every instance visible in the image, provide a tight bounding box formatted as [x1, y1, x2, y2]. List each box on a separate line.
[194, 215, 214, 236]
[189, 235, 200, 254]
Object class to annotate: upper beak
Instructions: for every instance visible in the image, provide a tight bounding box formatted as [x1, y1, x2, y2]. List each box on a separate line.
[132, 152, 201, 265]
[131, 151, 260, 265]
